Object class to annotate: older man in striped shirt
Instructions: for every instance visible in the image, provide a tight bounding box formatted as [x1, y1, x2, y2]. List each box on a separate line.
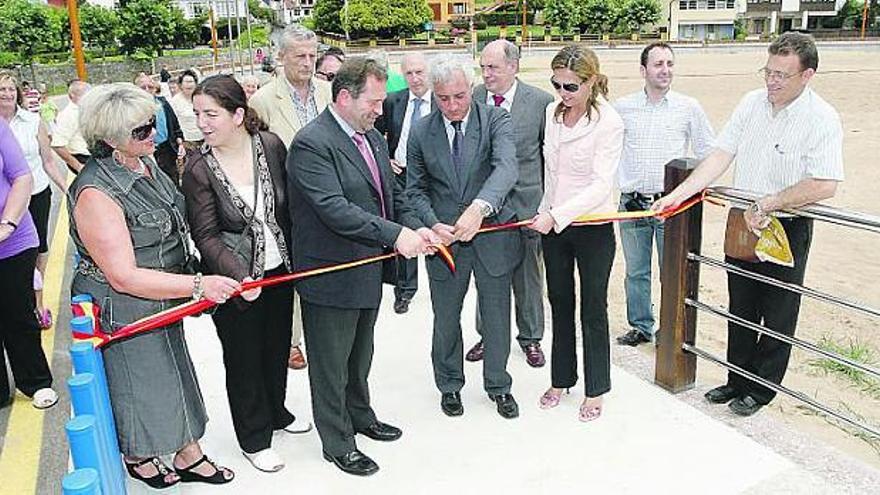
[614, 42, 715, 347]
[654, 32, 844, 416]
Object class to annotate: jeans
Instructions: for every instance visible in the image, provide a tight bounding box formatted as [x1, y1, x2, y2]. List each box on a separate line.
[619, 193, 664, 338]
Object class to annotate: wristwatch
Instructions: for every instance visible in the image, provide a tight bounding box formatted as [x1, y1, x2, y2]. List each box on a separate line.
[0, 219, 17, 231]
[192, 272, 204, 300]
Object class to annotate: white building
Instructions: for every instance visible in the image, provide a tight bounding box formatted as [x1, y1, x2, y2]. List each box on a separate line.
[176, 0, 250, 20]
[666, 0, 746, 41]
[270, 0, 315, 24]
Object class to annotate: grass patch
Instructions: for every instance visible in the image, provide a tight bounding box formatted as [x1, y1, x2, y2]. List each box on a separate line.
[795, 403, 880, 455]
[807, 336, 880, 398]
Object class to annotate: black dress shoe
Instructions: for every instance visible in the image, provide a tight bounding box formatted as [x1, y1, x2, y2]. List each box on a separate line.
[729, 395, 764, 416]
[322, 450, 379, 476]
[393, 297, 410, 314]
[356, 421, 402, 441]
[488, 393, 519, 419]
[616, 329, 651, 346]
[704, 385, 739, 404]
[441, 392, 463, 417]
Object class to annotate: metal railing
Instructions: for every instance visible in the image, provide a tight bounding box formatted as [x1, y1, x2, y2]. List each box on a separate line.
[654, 159, 880, 439]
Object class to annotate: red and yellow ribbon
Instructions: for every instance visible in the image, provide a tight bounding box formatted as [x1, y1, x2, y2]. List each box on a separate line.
[73, 193, 704, 348]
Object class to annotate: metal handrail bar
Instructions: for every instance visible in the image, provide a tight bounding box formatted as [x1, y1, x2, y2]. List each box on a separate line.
[686, 298, 880, 380]
[707, 186, 880, 235]
[688, 253, 880, 320]
[683, 343, 880, 438]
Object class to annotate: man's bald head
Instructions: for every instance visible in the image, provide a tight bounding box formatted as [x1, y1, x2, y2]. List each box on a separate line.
[401, 52, 429, 98]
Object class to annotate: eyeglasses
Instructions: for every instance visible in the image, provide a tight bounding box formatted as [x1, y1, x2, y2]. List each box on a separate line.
[130, 117, 156, 141]
[757, 67, 804, 82]
[550, 78, 581, 93]
[316, 71, 336, 82]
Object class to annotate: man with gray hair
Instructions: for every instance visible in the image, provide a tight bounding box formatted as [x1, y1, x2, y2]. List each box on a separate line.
[250, 24, 332, 371]
[51, 79, 91, 174]
[405, 54, 522, 420]
[467, 39, 554, 368]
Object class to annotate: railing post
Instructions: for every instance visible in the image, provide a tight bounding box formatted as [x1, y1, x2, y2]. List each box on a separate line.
[655, 159, 702, 393]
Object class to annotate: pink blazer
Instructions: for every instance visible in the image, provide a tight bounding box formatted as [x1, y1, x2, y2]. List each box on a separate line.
[538, 98, 623, 232]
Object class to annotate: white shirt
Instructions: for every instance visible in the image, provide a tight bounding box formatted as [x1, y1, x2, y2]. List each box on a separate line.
[442, 112, 469, 149]
[234, 183, 283, 270]
[485, 80, 518, 113]
[614, 89, 715, 194]
[51, 102, 90, 156]
[393, 90, 432, 166]
[717, 87, 844, 195]
[9, 107, 49, 194]
[170, 93, 204, 141]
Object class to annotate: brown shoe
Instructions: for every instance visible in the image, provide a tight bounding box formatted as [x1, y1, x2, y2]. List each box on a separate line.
[288, 346, 307, 370]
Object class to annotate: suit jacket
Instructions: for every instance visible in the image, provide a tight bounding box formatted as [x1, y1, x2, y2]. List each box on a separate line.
[375, 89, 437, 160]
[288, 108, 410, 309]
[182, 131, 291, 282]
[405, 101, 521, 280]
[473, 80, 554, 220]
[249, 75, 332, 146]
[157, 96, 183, 154]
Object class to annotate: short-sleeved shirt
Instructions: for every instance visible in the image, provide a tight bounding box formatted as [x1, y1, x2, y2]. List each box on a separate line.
[717, 87, 844, 195]
[9, 107, 50, 194]
[614, 89, 715, 194]
[170, 93, 203, 142]
[0, 119, 39, 260]
[51, 102, 90, 156]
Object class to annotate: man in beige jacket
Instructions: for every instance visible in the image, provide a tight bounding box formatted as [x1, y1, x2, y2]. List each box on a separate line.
[250, 24, 331, 370]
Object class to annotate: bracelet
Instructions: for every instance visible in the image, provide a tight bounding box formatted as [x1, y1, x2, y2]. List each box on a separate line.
[0, 219, 17, 231]
[192, 272, 204, 300]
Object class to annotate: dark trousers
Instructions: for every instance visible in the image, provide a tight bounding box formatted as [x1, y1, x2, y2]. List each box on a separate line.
[394, 257, 418, 301]
[153, 141, 180, 187]
[543, 224, 615, 398]
[428, 245, 513, 395]
[0, 249, 53, 404]
[726, 217, 813, 405]
[301, 300, 379, 457]
[212, 267, 294, 453]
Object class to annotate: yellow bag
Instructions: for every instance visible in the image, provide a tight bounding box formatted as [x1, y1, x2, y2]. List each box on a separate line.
[755, 217, 794, 267]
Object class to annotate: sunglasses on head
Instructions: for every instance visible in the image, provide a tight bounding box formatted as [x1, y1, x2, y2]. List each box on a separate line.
[131, 116, 156, 141]
[550, 78, 582, 93]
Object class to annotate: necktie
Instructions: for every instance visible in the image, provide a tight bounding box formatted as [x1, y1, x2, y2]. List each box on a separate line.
[492, 94, 505, 107]
[352, 133, 386, 218]
[409, 97, 423, 130]
[451, 121, 464, 171]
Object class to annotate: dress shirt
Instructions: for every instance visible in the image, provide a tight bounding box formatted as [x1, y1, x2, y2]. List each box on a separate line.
[286, 78, 318, 128]
[485, 79, 518, 113]
[50, 102, 90, 155]
[328, 106, 378, 172]
[614, 89, 715, 195]
[393, 90, 432, 166]
[539, 99, 624, 232]
[153, 97, 169, 146]
[717, 87, 844, 195]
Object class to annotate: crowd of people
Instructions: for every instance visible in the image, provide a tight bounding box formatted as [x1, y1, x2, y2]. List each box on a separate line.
[0, 24, 843, 488]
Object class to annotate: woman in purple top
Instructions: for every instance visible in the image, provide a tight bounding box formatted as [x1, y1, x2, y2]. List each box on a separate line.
[0, 118, 56, 410]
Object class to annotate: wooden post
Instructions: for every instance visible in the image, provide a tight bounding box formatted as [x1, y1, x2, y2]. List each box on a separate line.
[655, 159, 702, 393]
[68, 0, 87, 81]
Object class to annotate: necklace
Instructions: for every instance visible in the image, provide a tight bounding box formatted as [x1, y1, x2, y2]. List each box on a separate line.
[113, 150, 147, 175]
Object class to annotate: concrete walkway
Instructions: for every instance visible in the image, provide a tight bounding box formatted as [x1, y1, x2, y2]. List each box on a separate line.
[126, 260, 834, 495]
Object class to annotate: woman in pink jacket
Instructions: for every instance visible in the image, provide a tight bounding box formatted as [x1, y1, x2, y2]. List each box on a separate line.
[529, 45, 623, 423]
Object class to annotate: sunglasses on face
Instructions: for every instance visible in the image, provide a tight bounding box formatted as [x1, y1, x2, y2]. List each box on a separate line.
[316, 71, 336, 82]
[131, 116, 156, 141]
[550, 78, 582, 93]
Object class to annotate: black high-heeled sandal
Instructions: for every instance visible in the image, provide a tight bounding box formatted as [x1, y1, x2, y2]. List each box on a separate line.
[124, 457, 180, 489]
[175, 454, 235, 484]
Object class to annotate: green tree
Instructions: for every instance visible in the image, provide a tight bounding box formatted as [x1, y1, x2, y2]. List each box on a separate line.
[341, 0, 431, 38]
[117, 0, 177, 56]
[617, 0, 660, 33]
[45, 5, 71, 53]
[576, 0, 619, 34]
[0, 0, 54, 76]
[314, 0, 345, 34]
[170, 8, 203, 49]
[247, 0, 276, 24]
[543, 0, 578, 32]
[80, 3, 120, 58]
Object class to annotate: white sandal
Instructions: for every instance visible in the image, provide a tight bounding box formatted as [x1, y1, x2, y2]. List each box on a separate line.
[242, 448, 284, 473]
[32, 388, 58, 409]
[281, 416, 313, 434]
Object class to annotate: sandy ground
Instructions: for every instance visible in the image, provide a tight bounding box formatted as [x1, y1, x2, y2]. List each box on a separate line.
[503, 44, 880, 467]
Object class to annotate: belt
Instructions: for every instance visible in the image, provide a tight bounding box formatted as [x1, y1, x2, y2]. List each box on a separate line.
[623, 191, 663, 203]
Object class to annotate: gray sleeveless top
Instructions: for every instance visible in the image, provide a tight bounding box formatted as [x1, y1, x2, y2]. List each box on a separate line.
[68, 155, 196, 334]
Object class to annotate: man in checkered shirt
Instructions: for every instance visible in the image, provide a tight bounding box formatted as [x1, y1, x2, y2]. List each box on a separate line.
[614, 42, 715, 347]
